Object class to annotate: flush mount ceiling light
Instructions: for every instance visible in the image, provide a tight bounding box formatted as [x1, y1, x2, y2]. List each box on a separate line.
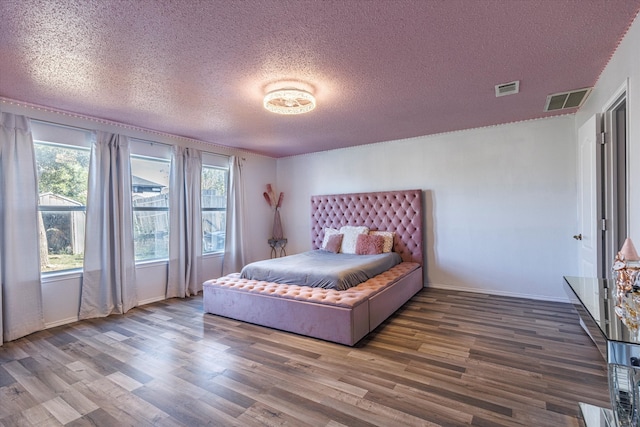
[263, 87, 316, 115]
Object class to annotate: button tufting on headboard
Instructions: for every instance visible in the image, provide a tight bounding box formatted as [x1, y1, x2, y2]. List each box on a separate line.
[310, 190, 423, 264]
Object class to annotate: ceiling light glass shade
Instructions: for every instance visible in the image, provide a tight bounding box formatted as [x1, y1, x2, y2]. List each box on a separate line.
[263, 89, 316, 115]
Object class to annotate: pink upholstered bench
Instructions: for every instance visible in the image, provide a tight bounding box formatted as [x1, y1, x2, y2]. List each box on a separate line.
[203, 262, 422, 345]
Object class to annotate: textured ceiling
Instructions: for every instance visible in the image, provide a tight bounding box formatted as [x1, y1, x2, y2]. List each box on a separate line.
[1, 0, 639, 158]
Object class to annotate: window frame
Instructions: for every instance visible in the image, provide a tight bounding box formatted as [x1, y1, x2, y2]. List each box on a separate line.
[130, 153, 171, 263]
[201, 163, 229, 255]
[33, 132, 92, 275]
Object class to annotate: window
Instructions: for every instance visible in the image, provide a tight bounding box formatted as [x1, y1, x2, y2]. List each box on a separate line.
[131, 155, 170, 261]
[34, 141, 90, 273]
[202, 165, 228, 253]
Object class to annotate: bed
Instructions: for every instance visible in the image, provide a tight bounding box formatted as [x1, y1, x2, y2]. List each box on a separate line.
[202, 189, 424, 345]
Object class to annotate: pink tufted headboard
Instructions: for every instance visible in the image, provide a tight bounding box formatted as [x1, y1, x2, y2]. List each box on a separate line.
[311, 190, 423, 265]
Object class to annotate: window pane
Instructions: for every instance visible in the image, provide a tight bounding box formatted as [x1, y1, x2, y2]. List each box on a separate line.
[35, 143, 89, 205]
[131, 156, 170, 261]
[203, 211, 226, 253]
[202, 166, 227, 253]
[202, 167, 227, 208]
[35, 142, 89, 273]
[133, 210, 169, 261]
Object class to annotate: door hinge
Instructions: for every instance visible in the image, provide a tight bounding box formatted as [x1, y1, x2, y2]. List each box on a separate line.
[601, 218, 607, 231]
[600, 131, 607, 145]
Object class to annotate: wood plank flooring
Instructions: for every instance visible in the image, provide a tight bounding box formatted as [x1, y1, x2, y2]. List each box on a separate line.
[0, 288, 610, 426]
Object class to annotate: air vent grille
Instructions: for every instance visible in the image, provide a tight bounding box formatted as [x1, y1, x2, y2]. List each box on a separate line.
[495, 81, 520, 97]
[544, 88, 592, 112]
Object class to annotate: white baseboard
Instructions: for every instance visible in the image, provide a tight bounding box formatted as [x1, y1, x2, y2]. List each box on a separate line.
[45, 316, 78, 329]
[137, 296, 166, 306]
[42, 285, 566, 331]
[44, 296, 167, 329]
[425, 283, 570, 303]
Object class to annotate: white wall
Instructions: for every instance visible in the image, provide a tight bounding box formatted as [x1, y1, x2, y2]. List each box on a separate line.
[1, 100, 278, 327]
[277, 116, 578, 301]
[576, 13, 640, 245]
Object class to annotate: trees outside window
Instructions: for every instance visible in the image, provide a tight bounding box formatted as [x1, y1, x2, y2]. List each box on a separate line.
[34, 142, 90, 272]
[33, 124, 229, 272]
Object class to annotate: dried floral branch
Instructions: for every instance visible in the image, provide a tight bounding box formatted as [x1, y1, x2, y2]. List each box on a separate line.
[263, 192, 272, 206]
[266, 184, 276, 207]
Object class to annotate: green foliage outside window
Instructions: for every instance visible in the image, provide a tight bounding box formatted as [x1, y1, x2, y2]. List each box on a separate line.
[35, 144, 90, 204]
[35, 142, 90, 273]
[202, 166, 227, 198]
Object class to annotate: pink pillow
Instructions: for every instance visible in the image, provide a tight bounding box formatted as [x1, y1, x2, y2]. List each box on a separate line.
[369, 230, 394, 253]
[324, 234, 343, 253]
[355, 234, 384, 255]
[321, 227, 340, 248]
[339, 225, 369, 254]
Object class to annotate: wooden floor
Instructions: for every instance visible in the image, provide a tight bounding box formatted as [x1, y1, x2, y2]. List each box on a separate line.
[0, 288, 610, 426]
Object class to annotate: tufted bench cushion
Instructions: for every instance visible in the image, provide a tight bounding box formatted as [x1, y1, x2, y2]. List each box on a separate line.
[203, 262, 419, 308]
[203, 261, 423, 345]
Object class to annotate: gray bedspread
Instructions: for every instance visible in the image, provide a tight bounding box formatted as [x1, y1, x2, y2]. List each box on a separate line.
[239, 250, 402, 290]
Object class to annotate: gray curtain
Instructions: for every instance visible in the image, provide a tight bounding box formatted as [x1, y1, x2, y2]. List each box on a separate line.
[222, 156, 247, 275]
[0, 113, 44, 344]
[167, 146, 202, 298]
[79, 132, 137, 319]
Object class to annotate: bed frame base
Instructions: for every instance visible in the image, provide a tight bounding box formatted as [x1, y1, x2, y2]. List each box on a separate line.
[203, 266, 423, 346]
[204, 189, 424, 346]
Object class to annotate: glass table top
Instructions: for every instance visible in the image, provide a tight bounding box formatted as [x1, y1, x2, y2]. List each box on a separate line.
[579, 402, 615, 427]
[564, 276, 640, 346]
[565, 276, 640, 427]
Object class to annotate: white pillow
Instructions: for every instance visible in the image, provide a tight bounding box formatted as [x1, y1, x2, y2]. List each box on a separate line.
[370, 231, 395, 253]
[339, 225, 370, 254]
[321, 228, 340, 249]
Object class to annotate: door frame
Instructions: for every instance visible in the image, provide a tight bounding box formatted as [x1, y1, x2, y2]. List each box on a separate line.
[577, 114, 602, 277]
[601, 80, 629, 277]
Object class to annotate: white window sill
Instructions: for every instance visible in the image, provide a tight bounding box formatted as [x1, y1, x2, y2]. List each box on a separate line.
[135, 259, 169, 269]
[203, 252, 224, 259]
[41, 269, 82, 283]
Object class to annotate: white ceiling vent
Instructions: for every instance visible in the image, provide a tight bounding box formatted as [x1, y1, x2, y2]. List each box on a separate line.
[544, 88, 592, 112]
[495, 81, 520, 97]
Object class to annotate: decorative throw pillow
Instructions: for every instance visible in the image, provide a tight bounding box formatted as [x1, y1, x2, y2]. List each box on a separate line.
[369, 231, 395, 253]
[339, 225, 370, 254]
[355, 234, 385, 255]
[324, 234, 343, 253]
[321, 227, 340, 249]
